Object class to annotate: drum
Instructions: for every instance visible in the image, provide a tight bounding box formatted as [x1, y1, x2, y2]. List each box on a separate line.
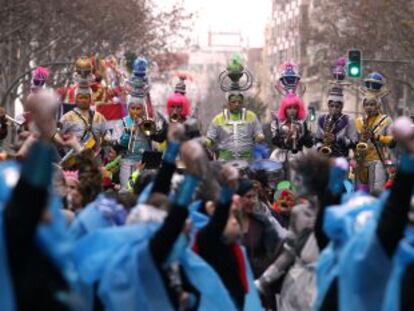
[226, 160, 250, 176]
[248, 159, 284, 187]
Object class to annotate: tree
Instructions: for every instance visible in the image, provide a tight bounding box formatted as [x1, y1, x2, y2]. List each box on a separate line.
[306, 0, 414, 115]
[0, 0, 192, 114]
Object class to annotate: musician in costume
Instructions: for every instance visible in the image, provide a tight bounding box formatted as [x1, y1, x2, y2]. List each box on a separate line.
[166, 76, 192, 124]
[315, 87, 357, 157]
[270, 93, 313, 162]
[118, 58, 167, 190]
[270, 62, 312, 168]
[55, 82, 107, 166]
[206, 55, 264, 161]
[354, 94, 393, 194]
[58, 83, 106, 142]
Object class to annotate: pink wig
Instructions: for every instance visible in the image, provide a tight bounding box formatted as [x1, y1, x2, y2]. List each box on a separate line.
[33, 67, 50, 81]
[166, 93, 191, 117]
[277, 94, 306, 122]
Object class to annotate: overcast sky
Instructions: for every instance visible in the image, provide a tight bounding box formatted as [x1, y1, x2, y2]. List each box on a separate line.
[156, 0, 272, 48]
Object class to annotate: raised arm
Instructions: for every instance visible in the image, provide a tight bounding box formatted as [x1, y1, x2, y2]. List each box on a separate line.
[376, 117, 414, 258]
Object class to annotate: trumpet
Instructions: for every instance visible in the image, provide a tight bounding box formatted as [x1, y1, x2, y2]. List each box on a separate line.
[169, 113, 181, 123]
[281, 118, 301, 153]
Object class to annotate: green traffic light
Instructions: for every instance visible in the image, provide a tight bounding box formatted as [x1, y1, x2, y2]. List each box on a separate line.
[350, 66, 360, 77]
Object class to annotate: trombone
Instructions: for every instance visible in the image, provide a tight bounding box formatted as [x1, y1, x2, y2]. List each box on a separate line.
[139, 94, 156, 137]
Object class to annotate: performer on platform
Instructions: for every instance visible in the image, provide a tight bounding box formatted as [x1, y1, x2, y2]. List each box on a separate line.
[315, 86, 357, 157]
[354, 92, 394, 194]
[270, 93, 313, 163]
[166, 75, 192, 124]
[55, 82, 107, 166]
[206, 55, 264, 161]
[117, 57, 167, 190]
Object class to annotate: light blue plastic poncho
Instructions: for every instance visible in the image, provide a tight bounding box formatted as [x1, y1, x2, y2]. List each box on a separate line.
[0, 160, 86, 311]
[337, 191, 390, 311]
[69, 193, 127, 240]
[188, 201, 262, 311]
[382, 227, 414, 311]
[72, 223, 242, 311]
[189, 200, 209, 240]
[314, 192, 381, 310]
[0, 161, 28, 310]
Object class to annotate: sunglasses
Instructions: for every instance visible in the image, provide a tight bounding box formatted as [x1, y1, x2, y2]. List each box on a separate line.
[365, 81, 383, 91]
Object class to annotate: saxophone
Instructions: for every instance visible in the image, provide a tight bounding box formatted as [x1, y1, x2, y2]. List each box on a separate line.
[320, 114, 335, 156]
[355, 115, 369, 162]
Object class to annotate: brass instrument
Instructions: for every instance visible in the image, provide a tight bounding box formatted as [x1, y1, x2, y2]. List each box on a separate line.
[355, 115, 369, 162]
[169, 113, 181, 123]
[59, 133, 98, 168]
[139, 94, 156, 137]
[127, 122, 138, 153]
[281, 117, 301, 153]
[320, 114, 335, 156]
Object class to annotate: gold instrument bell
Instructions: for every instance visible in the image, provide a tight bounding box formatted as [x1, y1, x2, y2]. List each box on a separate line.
[355, 115, 370, 162]
[140, 119, 156, 137]
[169, 113, 181, 123]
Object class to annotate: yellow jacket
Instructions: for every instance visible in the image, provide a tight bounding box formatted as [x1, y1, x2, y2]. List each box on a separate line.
[355, 114, 393, 162]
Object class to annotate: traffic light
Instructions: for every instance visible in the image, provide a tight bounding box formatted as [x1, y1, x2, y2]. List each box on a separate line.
[347, 49, 362, 78]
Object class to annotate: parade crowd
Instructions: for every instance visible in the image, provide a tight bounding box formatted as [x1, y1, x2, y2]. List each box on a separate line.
[1, 54, 414, 311]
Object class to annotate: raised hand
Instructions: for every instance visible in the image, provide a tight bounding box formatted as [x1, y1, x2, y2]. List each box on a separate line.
[180, 140, 208, 177]
[219, 164, 239, 190]
[392, 116, 414, 154]
[25, 89, 58, 141]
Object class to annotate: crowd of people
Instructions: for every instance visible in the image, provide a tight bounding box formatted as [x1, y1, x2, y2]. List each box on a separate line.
[1, 53, 414, 311]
